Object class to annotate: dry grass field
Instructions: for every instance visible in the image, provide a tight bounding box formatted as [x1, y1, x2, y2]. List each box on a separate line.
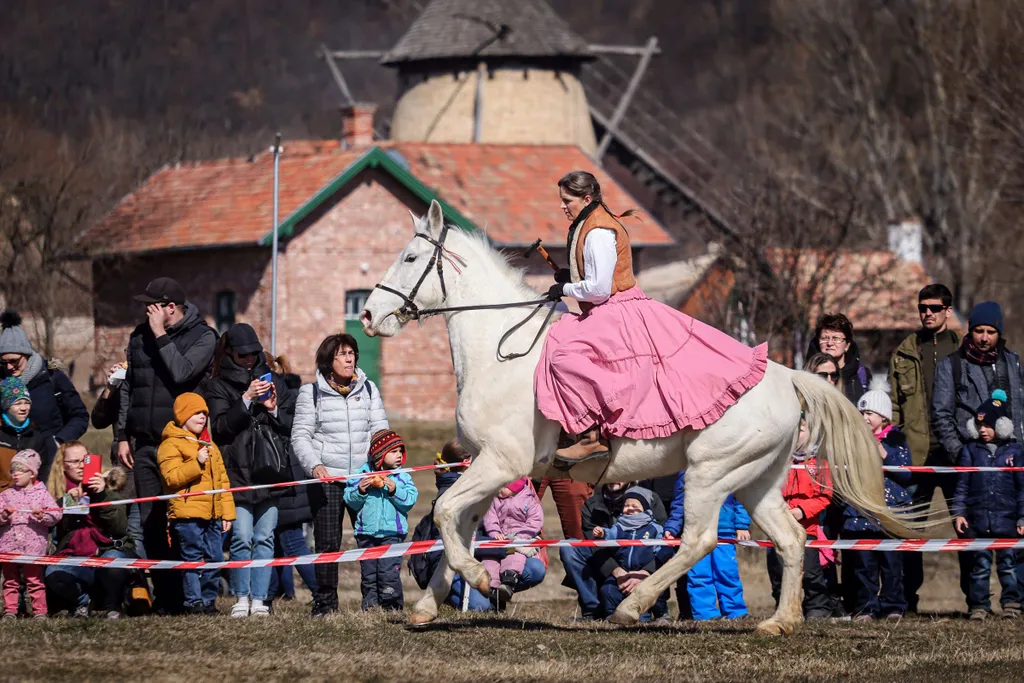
[9, 420, 1016, 682]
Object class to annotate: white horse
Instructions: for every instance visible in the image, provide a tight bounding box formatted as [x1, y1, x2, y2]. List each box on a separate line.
[361, 200, 932, 635]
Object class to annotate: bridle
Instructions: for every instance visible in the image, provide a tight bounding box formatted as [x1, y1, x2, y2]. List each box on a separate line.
[372, 224, 556, 361]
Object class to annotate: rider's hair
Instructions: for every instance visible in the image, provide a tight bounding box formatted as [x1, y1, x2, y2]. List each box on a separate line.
[315, 333, 359, 379]
[558, 170, 639, 220]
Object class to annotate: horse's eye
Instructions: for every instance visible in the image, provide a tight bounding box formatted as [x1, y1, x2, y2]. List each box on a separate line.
[404, 254, 417, 263]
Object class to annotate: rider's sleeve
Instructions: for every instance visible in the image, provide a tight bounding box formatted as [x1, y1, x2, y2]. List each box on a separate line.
[563, 229, 616, 304]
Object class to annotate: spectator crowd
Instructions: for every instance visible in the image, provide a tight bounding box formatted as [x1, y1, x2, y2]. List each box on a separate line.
[0, 277, 1022, 623]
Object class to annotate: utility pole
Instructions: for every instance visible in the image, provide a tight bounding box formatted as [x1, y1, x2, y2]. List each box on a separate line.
[270, 133, 283, 356]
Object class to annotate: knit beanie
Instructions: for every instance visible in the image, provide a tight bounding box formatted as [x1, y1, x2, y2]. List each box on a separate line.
[0, 311, 34, 357]
[368, 429, 406, 470]
[976, 389, 1011, 429]
[0, 376, 31, 412]
[857, 377, 893, 422]
[10, 449, 41, 476]
[173, 392, 209, 426]
[623, 486, 654, 511]
[969, 301, 1003, 334]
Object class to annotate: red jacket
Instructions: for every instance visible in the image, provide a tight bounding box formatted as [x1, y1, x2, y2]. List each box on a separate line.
[782, 458, 832, 537]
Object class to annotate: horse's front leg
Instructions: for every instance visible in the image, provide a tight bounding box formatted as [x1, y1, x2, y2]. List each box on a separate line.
[433, 454, 518, 594]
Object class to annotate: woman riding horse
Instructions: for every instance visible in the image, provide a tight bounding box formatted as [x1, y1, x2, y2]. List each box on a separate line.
[536, 171, 769, 467]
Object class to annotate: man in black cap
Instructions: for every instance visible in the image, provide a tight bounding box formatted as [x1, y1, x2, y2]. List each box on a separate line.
[118, 277, 217, 613]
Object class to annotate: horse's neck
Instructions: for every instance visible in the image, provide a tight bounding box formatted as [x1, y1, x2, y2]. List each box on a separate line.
[440, 232, 546, 391]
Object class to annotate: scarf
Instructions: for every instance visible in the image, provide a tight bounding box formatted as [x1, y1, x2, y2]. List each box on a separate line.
[564, 200, 600, 255]
[2, 413, 29, 433]
[874, 423, 894, 443]
[963, 338, 1000, 366]
[614, 511, 654, 533]
[328, 375, 359, 397]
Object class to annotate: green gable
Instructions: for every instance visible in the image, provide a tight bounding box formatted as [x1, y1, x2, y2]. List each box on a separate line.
[260, 146, 478, 246]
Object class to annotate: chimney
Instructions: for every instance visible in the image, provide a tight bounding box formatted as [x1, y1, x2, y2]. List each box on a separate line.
[887, 217, 923, 263]
[341, 103, 377, 149]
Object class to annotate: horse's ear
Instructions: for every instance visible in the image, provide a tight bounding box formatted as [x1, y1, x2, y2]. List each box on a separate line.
[408, 209, 421, 232]
[426, 199, 444, 236]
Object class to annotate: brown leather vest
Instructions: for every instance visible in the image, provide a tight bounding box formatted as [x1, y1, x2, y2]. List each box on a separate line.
[569, 203, 636, 296]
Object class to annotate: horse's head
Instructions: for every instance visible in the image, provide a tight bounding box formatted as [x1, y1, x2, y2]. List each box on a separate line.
[361, 199, 451, 337]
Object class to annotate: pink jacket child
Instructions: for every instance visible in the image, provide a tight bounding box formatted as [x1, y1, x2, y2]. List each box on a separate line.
[481, 478, 544, 602]
[0, 450, 62, 617]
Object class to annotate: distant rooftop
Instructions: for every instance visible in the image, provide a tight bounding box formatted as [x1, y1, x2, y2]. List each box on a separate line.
[381, 0, 593, 66]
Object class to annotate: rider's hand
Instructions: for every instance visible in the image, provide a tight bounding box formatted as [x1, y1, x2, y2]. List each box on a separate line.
[554, 268, 571, 284]
[546, 283, 565, 302]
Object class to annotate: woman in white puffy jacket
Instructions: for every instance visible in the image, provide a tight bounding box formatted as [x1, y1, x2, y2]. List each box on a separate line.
[291, 332, 388, 617]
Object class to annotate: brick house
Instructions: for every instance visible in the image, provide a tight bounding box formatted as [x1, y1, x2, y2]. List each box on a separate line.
[82, 131, 673, 420]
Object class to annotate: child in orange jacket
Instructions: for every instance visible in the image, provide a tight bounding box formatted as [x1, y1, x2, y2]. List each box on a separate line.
[158, 393, 235, 614]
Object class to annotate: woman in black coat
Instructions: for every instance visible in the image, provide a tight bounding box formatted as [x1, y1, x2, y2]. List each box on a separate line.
[205, 323, 296, 618]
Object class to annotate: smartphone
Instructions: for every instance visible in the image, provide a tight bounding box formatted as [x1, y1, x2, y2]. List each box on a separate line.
[83, 453, 102, 483]
[258, 372, 273, 401]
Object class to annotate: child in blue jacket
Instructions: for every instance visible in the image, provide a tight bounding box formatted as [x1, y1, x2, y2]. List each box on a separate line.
[592, 486, 663, 620]
[951, 390, 1024, 619]
[843, 381, 911, 620]
[664, 472, 750, 620]
[344, 429, 418, 611]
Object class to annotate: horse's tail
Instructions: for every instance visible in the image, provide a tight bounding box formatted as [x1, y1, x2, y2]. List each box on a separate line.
[790, 369, 944, 537]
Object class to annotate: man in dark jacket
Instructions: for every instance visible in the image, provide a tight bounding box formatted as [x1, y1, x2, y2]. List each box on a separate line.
[888, 284, 960, 613]
[0, 310, 89, 481]
[806, 313, 872, 405]
[559, 481, 666, 620]
[118, 277, 216, 613]
[932, 301, 1024, 460]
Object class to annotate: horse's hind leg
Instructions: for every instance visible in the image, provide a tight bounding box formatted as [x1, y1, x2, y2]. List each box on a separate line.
[610, 467, 727, 625]
[733, 475, 806, 636]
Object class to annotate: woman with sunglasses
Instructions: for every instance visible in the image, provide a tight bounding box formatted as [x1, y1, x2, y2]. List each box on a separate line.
[806, 353, 840, 387]
[205, 323, 296, 618]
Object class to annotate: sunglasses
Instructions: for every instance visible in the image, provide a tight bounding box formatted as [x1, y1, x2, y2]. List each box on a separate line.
[918, 304, 947, 314]
[816, 371, 840, 382]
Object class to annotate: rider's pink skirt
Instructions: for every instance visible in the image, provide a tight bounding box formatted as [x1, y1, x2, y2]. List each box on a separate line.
[534, 286, 768, 440]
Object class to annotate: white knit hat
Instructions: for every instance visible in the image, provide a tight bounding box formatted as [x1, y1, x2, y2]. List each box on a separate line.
[857, 376, 893, 422]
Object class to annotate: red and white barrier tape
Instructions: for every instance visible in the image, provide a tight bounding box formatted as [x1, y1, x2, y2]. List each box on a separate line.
[793, 464, 1024, 473]
[17, 462, 469, 514]
[2, 536, 1021, 570]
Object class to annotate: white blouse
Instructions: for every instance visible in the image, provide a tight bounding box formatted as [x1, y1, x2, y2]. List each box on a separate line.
[563, 229, 617, 304]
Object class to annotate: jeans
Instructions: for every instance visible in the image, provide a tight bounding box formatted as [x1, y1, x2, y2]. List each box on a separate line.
[903, 451, 960, 611]
[229, 501, 278, 601]
[843, 532, 906, 617]
[559, 546, 603, 617]
[134, 445, 182, 612]
[599, 575, 654, 622]
[687, 543, 748, 620]
[448, 557, 546, 611]
[356, 535, 405, 610]
[268, 524, 318, 600]
[172, 519, 223, 608]
[44, 549, 131, 612]
[964, 549, 1022, 611]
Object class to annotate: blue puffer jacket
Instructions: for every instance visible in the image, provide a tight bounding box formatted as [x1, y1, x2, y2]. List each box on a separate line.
[951, 441, 1024, 537]
[843, 428, 912, 532]
[343, 463, 418, 538]
[664, 472, 751, 538]
[608, 519, 664, 573]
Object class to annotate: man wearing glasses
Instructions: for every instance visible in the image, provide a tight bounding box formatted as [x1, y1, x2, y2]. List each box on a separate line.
[119, 277, 217, 613]
[887, 284, 960, 613]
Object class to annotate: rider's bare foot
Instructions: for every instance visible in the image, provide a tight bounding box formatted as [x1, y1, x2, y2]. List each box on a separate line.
[554, 427, 609, 468]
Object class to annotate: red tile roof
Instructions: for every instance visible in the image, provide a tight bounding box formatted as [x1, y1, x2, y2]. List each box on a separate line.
[82, 142, 672, 254]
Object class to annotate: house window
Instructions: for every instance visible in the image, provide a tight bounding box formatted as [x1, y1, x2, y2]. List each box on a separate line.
[215, 291, 236, 333]
[345, 290, 372, 320]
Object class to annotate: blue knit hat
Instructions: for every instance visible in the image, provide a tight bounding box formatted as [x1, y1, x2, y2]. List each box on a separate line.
[969, 301, 1003, 334]
[0, 376, 31, 413]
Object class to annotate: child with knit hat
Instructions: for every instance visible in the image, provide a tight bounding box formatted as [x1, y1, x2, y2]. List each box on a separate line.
[481, 477, 544, 606]
[951, 389, 1024, 620]
[842, 378, 912, 621]
[157, 392, 235, 614]
[0, 376, 47, 493]
[343, 429, 418, 610]
[0, 449, 62, 618]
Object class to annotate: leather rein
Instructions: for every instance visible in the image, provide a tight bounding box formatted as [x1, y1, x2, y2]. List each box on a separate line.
[373, 225, 556, 361]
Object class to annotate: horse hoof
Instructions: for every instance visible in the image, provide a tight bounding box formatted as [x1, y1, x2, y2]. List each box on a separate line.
[609, 606, 640, 626]
[754, 619, 794, 637]
[408, 611, 437, 626]
[473, 570, 492, 595]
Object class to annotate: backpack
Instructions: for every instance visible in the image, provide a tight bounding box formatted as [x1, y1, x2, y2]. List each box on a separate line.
[408, 506, 442, 590]
[311, 379, 374, 428]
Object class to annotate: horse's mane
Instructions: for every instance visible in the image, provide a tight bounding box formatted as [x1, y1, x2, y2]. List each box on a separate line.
[427, 224, 539, 298]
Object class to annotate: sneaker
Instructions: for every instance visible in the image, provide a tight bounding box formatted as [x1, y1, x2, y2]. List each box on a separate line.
[853, 614, 874, 622]
[567, 613, 600, 624]
[311, 602, 336, 619]
[650, 614, 673, 625]
[184, 602, 207, 615]
[806, 610, 832, 621]
[73, 606, 90, 619]
[105, 611, 122, 620]
[32, 613, 48, 620]
[884, 612, 903, 621]
[1002, 607, 1021, 620]
[1, 613, 15, 620]
[969, 609, 989, 621]
[231, 599, 250, 619]
[250, 600, 270, 618]
[203, 602, 219, 616]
